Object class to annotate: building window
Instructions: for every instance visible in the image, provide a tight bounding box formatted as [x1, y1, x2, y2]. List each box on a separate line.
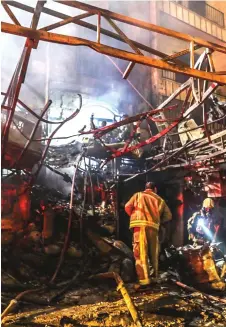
[174, 1, 224, 28]
[162, 70, 176, 80]
[206, 4, 224, 28]
[162, 50, 202, 84]
[162, 70, 188, 84]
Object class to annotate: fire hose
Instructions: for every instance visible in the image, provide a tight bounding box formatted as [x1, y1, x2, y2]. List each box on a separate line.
[50, 151, 84, 283]
[1, 286, 47, 321]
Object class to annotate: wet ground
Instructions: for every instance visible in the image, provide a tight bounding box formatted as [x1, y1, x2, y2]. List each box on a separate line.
[2, 280, 226, 327]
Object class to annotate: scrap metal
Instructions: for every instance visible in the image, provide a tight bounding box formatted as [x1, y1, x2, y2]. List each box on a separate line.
[1, 0, 226, 175]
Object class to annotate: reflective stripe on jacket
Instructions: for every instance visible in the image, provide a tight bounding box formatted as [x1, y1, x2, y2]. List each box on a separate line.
[125, 190, 172, 230]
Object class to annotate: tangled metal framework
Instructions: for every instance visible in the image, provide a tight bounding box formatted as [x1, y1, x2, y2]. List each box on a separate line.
[1, 0, 226, 184]
[1, 3, 226, 311]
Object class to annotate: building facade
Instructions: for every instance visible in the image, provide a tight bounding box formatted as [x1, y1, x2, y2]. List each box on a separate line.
[149, 0, 226, 109]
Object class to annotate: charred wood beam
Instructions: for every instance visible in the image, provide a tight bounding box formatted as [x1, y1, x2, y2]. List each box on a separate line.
[40, 12, 95, 32]
[55, 0, 226, 54]
[2, 22, 226, 83]
[1, 0, 21, 25]
[4, 1, 188, 66]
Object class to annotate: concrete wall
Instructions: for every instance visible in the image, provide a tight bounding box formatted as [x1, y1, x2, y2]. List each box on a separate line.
[150, 1, 226, 107]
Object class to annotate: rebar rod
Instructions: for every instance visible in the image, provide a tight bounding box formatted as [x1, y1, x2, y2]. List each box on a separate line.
[10, 100, 52, 169]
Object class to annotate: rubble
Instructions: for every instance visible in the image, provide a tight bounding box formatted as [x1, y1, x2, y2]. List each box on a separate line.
[165, 244, 226, 292]
[2, 226, 226, 326]
[2, 277, 226, 327]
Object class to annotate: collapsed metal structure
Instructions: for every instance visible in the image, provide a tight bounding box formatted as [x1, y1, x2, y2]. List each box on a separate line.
[1, 0, 226, 178]
[1, 2, 226, 325]
[1, 0, 226, 241]
[1, 0, 226, 244]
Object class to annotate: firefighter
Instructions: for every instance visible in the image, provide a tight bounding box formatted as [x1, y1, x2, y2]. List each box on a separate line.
[118, 114, 134, 142]
[125, 182, 172, 286]
[187, 198, 215, 245]
[100, 120, 111, 144]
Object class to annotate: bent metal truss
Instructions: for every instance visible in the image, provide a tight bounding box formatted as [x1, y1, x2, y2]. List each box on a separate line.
[1, 0, 226, 177]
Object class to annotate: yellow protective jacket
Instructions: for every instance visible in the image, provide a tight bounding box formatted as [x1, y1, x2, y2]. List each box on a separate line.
[125, 190, 172, 230]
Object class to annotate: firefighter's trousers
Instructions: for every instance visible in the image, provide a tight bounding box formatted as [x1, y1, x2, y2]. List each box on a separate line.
[133, 226, 159, 285]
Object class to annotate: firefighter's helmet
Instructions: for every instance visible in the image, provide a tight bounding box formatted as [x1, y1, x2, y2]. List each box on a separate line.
[202, 198, 214, 209]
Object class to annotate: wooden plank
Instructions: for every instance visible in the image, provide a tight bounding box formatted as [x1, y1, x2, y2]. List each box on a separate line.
[40, 12, 95, 32]
[5, 1, 188, 66]
[1, 1, 21, 25]
[55, 0, 226, 54]
[2, 22, 226, 84]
